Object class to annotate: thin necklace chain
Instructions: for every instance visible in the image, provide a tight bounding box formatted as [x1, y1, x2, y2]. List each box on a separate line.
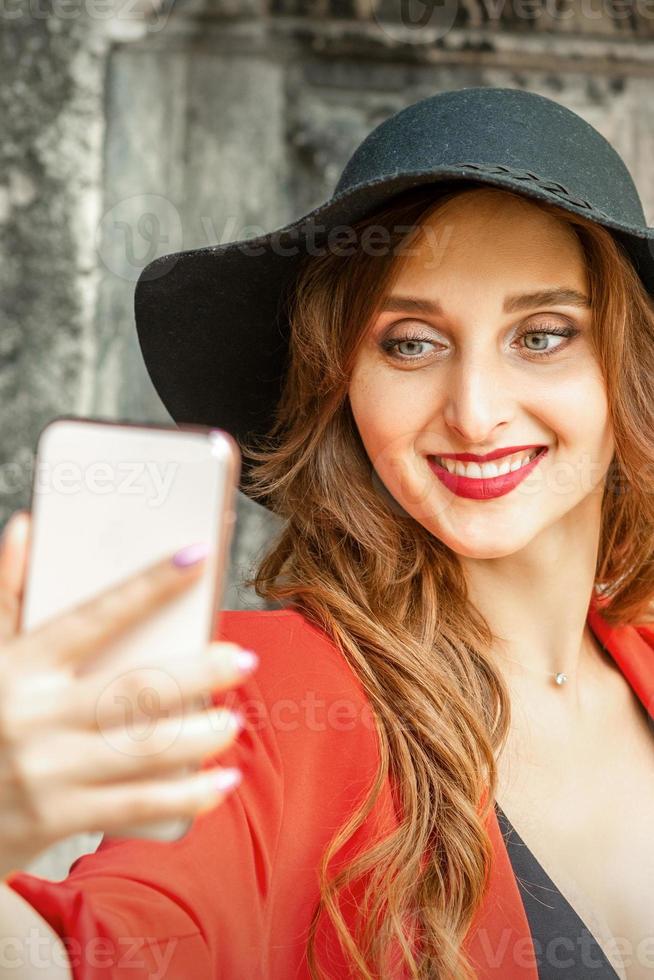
[497, 636, 610, 688]
[497, 653, 573, 686]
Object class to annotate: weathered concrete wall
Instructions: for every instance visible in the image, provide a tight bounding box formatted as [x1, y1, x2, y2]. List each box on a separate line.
[3, 0, 654, 878]
[0, 7, 109, 524]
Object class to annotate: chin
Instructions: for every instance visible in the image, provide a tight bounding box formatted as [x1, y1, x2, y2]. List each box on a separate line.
[420, 520, 538, 560]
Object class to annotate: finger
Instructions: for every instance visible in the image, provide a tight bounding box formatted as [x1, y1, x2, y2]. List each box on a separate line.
[74, 642, 256, 730]
[0, 511, 30, 596]
[0, 642, 257, 743]
[0, 512, 31, 642]
[12, 546, 209, 671]
[33, 764, 243, 840]
[5, 706, 243, 788]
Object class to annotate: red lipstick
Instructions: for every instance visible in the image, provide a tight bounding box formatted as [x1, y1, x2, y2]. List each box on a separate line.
[427, 447, 548, 500]
[435, 444, 545, 463]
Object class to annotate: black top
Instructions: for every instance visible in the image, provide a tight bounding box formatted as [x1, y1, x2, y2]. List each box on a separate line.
[494, 802, 619, 979]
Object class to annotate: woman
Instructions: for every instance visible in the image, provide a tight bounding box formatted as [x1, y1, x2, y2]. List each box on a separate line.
[3, 87, 654, 979]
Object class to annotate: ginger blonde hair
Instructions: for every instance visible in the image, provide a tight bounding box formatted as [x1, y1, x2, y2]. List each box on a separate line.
[241, 183, 654, 977]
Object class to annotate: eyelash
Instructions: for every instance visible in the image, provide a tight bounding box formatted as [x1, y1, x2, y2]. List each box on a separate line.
[380, 324, 580, 362]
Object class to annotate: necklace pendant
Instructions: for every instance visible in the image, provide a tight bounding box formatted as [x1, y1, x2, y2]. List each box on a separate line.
[554, 672, 568, 686]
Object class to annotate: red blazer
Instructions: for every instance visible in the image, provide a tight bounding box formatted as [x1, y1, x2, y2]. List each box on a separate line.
[6, 595, 654, 979]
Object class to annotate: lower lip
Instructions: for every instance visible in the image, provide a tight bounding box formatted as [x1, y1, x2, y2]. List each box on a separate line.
[427, 448, 548, 500]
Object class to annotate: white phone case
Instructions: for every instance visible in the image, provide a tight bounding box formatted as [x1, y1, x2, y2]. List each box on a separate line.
[20, 416, 241, 842]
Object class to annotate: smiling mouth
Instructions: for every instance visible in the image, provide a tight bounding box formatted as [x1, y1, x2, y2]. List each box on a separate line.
[430, 447, 546, 479]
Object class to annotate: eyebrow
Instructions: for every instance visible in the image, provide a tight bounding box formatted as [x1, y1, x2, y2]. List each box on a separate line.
[381, 288, 591, 316]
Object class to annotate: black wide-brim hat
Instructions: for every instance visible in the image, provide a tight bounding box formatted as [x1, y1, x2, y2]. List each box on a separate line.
[134, 86, 654, 508]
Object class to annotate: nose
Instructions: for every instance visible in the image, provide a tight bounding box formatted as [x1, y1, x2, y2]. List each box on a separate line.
[441, 351, 514, 446]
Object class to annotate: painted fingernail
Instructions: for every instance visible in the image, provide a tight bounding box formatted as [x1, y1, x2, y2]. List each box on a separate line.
[172, 542, 211, 567]
[235, 649, 259, 673]
[231, 710, 246, 732]
[196, 767, 243, 814]
[211, 767, 242, 792]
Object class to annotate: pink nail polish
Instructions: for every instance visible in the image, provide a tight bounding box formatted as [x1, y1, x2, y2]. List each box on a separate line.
[212, 767, 242, 793]
[235, 649, 259, 673]
[172, 542, 211, 567]
[231, 710, 246, 732]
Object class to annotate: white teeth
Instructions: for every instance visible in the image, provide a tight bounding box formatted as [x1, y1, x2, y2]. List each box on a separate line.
[433, 448, 541, 479]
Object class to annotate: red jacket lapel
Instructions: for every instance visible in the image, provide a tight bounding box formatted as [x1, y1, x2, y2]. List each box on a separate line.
[462, 790, 540, 979]
[587, 594, 654, 721]
[462, 594, 654, 978]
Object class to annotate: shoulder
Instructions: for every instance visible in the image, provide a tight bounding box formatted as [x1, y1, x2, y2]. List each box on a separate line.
[214, 606, 373, 716]
[212, 607, 382, 805]
[588, 598, 654, 712]
[215, 605, 347, 664]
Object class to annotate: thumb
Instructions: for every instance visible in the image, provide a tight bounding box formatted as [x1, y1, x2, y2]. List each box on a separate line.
[0, 511, 31, 641]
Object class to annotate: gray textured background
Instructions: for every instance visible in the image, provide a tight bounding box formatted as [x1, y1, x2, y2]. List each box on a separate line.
[3, 0, 654, 878]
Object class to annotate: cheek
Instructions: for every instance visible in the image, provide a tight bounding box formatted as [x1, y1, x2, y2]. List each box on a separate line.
[349, 366, 428, 463]
[537, 370, 611, 448]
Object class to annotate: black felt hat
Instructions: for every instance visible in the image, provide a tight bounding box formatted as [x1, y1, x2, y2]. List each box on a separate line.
[134, 85, 654, 508]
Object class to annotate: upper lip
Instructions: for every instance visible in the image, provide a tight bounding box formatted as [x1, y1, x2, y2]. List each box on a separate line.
[431, 445, 547, 462]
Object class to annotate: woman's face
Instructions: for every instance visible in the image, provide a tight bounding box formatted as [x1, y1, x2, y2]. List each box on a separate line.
[348, 190, 615, 559]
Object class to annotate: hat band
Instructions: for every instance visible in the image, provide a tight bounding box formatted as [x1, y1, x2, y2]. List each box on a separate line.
[456, 161, 601, 215]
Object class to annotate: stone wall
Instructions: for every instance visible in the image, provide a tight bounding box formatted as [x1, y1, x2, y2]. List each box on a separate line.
[3, 0, 653, 877]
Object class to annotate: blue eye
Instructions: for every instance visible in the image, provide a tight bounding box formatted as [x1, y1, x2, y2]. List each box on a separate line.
[514, 325, 580, 358]
[380, 332, 438, 361]
[380, 324, 580, 362]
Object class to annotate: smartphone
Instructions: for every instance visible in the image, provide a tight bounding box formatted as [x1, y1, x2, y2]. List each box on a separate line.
[20, 416, 241, 842]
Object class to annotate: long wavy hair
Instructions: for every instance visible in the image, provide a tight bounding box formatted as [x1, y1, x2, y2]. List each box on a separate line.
[240, 182, 654, 978]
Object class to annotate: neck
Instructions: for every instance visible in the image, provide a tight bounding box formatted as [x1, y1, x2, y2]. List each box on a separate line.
[461, 509, 615, 714]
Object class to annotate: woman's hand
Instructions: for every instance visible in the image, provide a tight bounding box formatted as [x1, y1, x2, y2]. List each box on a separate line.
[0, 510, 256, 878]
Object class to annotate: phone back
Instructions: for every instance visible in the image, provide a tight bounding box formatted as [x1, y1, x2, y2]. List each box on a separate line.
[20, 416, 241, 841]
